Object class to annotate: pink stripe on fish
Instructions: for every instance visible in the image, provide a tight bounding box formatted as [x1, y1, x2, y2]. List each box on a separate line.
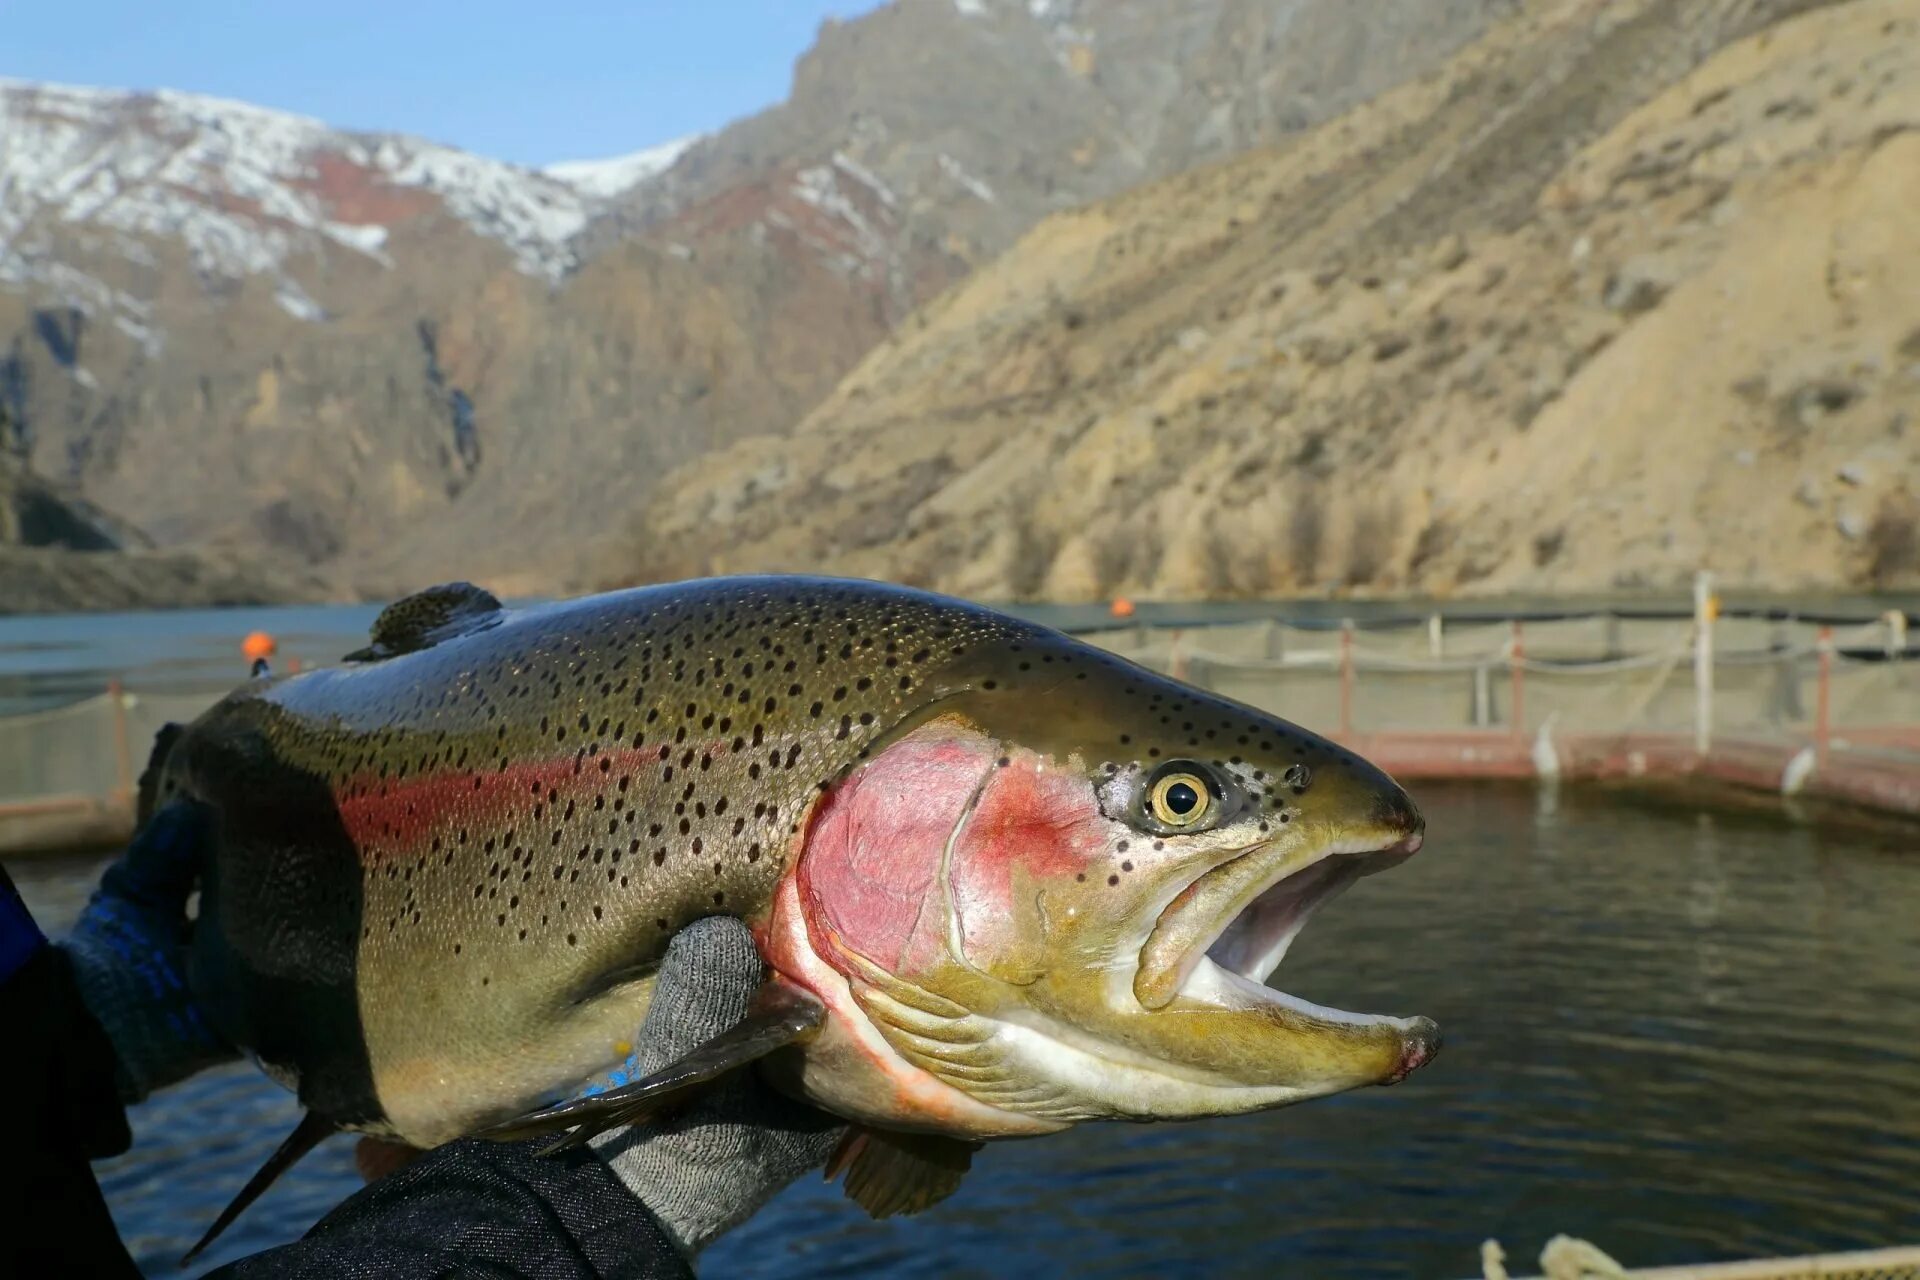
[334, 739, 729, 861]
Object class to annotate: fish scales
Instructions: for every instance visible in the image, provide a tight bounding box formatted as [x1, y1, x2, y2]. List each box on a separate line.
[159, 575, 1438, 1181]
[170, 579, 1045, 1140]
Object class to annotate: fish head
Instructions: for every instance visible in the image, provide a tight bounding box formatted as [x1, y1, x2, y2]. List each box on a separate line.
[771, 638, 1438, 1137]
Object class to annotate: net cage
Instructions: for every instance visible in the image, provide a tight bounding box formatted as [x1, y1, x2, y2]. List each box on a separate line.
[0, 686, 227, 806]
[1, 608, 1915, 852]
[1086, 610, 1919, 760]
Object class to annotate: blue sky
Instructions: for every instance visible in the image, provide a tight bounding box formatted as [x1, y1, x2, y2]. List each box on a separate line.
[1, 0, 886, 167]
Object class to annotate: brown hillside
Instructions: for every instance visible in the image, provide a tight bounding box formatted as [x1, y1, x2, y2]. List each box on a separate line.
[1, 2, 1511, 601]
[0, 456, 318, 613]
[623, 0, 1920, 600]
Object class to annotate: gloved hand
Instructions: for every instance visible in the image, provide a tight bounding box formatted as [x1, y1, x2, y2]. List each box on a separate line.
[590, 915, 845, 1256]
[62, 803, 236, 1101]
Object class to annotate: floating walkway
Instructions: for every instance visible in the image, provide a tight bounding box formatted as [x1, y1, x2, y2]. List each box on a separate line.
[1349, 728, 1920, 818]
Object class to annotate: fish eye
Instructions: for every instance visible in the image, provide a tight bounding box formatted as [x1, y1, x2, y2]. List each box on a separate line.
[1148, 769, 1212, 827]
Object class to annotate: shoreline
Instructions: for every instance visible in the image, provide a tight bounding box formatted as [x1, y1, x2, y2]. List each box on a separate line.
[1347, 729, 1920, 826]
[6, 733, 1914, 862]
[4, 579, 1916, 622]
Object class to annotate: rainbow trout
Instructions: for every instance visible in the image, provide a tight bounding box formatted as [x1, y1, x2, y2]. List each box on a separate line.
[152, 577, 1437, 1250]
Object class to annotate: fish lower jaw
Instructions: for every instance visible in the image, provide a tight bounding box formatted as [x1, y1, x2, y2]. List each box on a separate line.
[982, 1013, 1318, 1120]
[1174, 949, 1406, 1029]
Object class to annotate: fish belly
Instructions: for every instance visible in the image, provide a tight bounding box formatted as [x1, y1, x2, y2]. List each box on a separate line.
[355, 857, 665, 1146]
[178, 722, 676, 1146]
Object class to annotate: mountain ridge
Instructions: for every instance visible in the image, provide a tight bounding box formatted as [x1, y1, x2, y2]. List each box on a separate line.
[545, 137, 703, 199]
[0, 1, 1517, 599]
[619, 0, 1919, 600]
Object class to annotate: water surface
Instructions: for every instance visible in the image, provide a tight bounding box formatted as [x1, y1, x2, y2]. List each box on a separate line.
[13, 784, 1919, 1277]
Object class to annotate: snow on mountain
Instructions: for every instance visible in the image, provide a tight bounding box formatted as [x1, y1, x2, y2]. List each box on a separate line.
[0, 77, 600, 330]
[545, 135, 700, 199]
[783, 151, 899, 273]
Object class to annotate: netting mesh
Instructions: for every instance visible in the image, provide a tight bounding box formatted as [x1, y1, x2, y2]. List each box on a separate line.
[1087, 613, 1919, 749]
[2, 612, 1915, 819]
[0, 618, 1915, 1270]
[0, 689, 225, 804]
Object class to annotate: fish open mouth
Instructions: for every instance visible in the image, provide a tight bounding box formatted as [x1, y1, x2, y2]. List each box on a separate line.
[1133, 833, 1423, 1015]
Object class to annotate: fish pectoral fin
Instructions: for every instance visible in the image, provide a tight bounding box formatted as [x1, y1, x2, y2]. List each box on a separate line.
[472, 986, 826, 1152]
[825, 1126, 982, 1219]
[345, 582, 504, 661]
[182, 1109, 336, 1264]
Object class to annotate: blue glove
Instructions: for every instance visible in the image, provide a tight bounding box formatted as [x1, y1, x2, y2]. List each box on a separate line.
[62, 804, 236, 1101]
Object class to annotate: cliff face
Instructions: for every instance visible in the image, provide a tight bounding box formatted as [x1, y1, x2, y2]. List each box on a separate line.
[623, 0, 1920, 601]
[0, 2, 1510, 600]
[605, 0, 1517, 275]
[0, 456, 316, 614]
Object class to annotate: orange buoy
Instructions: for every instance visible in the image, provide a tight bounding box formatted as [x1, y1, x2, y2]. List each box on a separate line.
[241, 630, 278, 662]
[1109, 597, 1136, 618]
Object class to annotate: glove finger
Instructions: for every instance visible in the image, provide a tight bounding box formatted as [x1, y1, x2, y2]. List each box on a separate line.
[98, 802, 209, 914]
[634, 915, 763, 1075]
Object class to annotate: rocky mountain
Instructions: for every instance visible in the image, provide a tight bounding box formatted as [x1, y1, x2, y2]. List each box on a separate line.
[0, 454, 123, 552]
[590, 0, 1519, 308]
[624, 0, 1920, 600]
[0, 78, 597, 299]
[0, 455, 317, 613]
[0, 0, 1512, 599]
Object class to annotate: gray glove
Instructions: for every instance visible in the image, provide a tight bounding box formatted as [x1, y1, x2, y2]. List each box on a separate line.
[591, 915, 845, 1256]
[62, 803, 236, 1101]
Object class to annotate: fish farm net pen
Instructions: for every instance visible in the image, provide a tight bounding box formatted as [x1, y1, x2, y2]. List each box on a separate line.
[1062, 601, 1919, 638]
[2, 603, 1918, 857]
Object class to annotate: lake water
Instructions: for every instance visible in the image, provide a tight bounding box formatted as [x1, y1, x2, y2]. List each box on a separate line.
[12, 783, 1919, 1278]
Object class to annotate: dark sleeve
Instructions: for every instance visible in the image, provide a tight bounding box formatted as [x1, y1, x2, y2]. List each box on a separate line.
[0, 870, 142, 1280]
[208, 1138, 697, 1280]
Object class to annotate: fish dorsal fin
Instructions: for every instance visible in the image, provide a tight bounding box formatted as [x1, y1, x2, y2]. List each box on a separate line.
[826, 1127, 981, 1219]
[182, 1110, 336, 1263]
[346, 582, 503, 662]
